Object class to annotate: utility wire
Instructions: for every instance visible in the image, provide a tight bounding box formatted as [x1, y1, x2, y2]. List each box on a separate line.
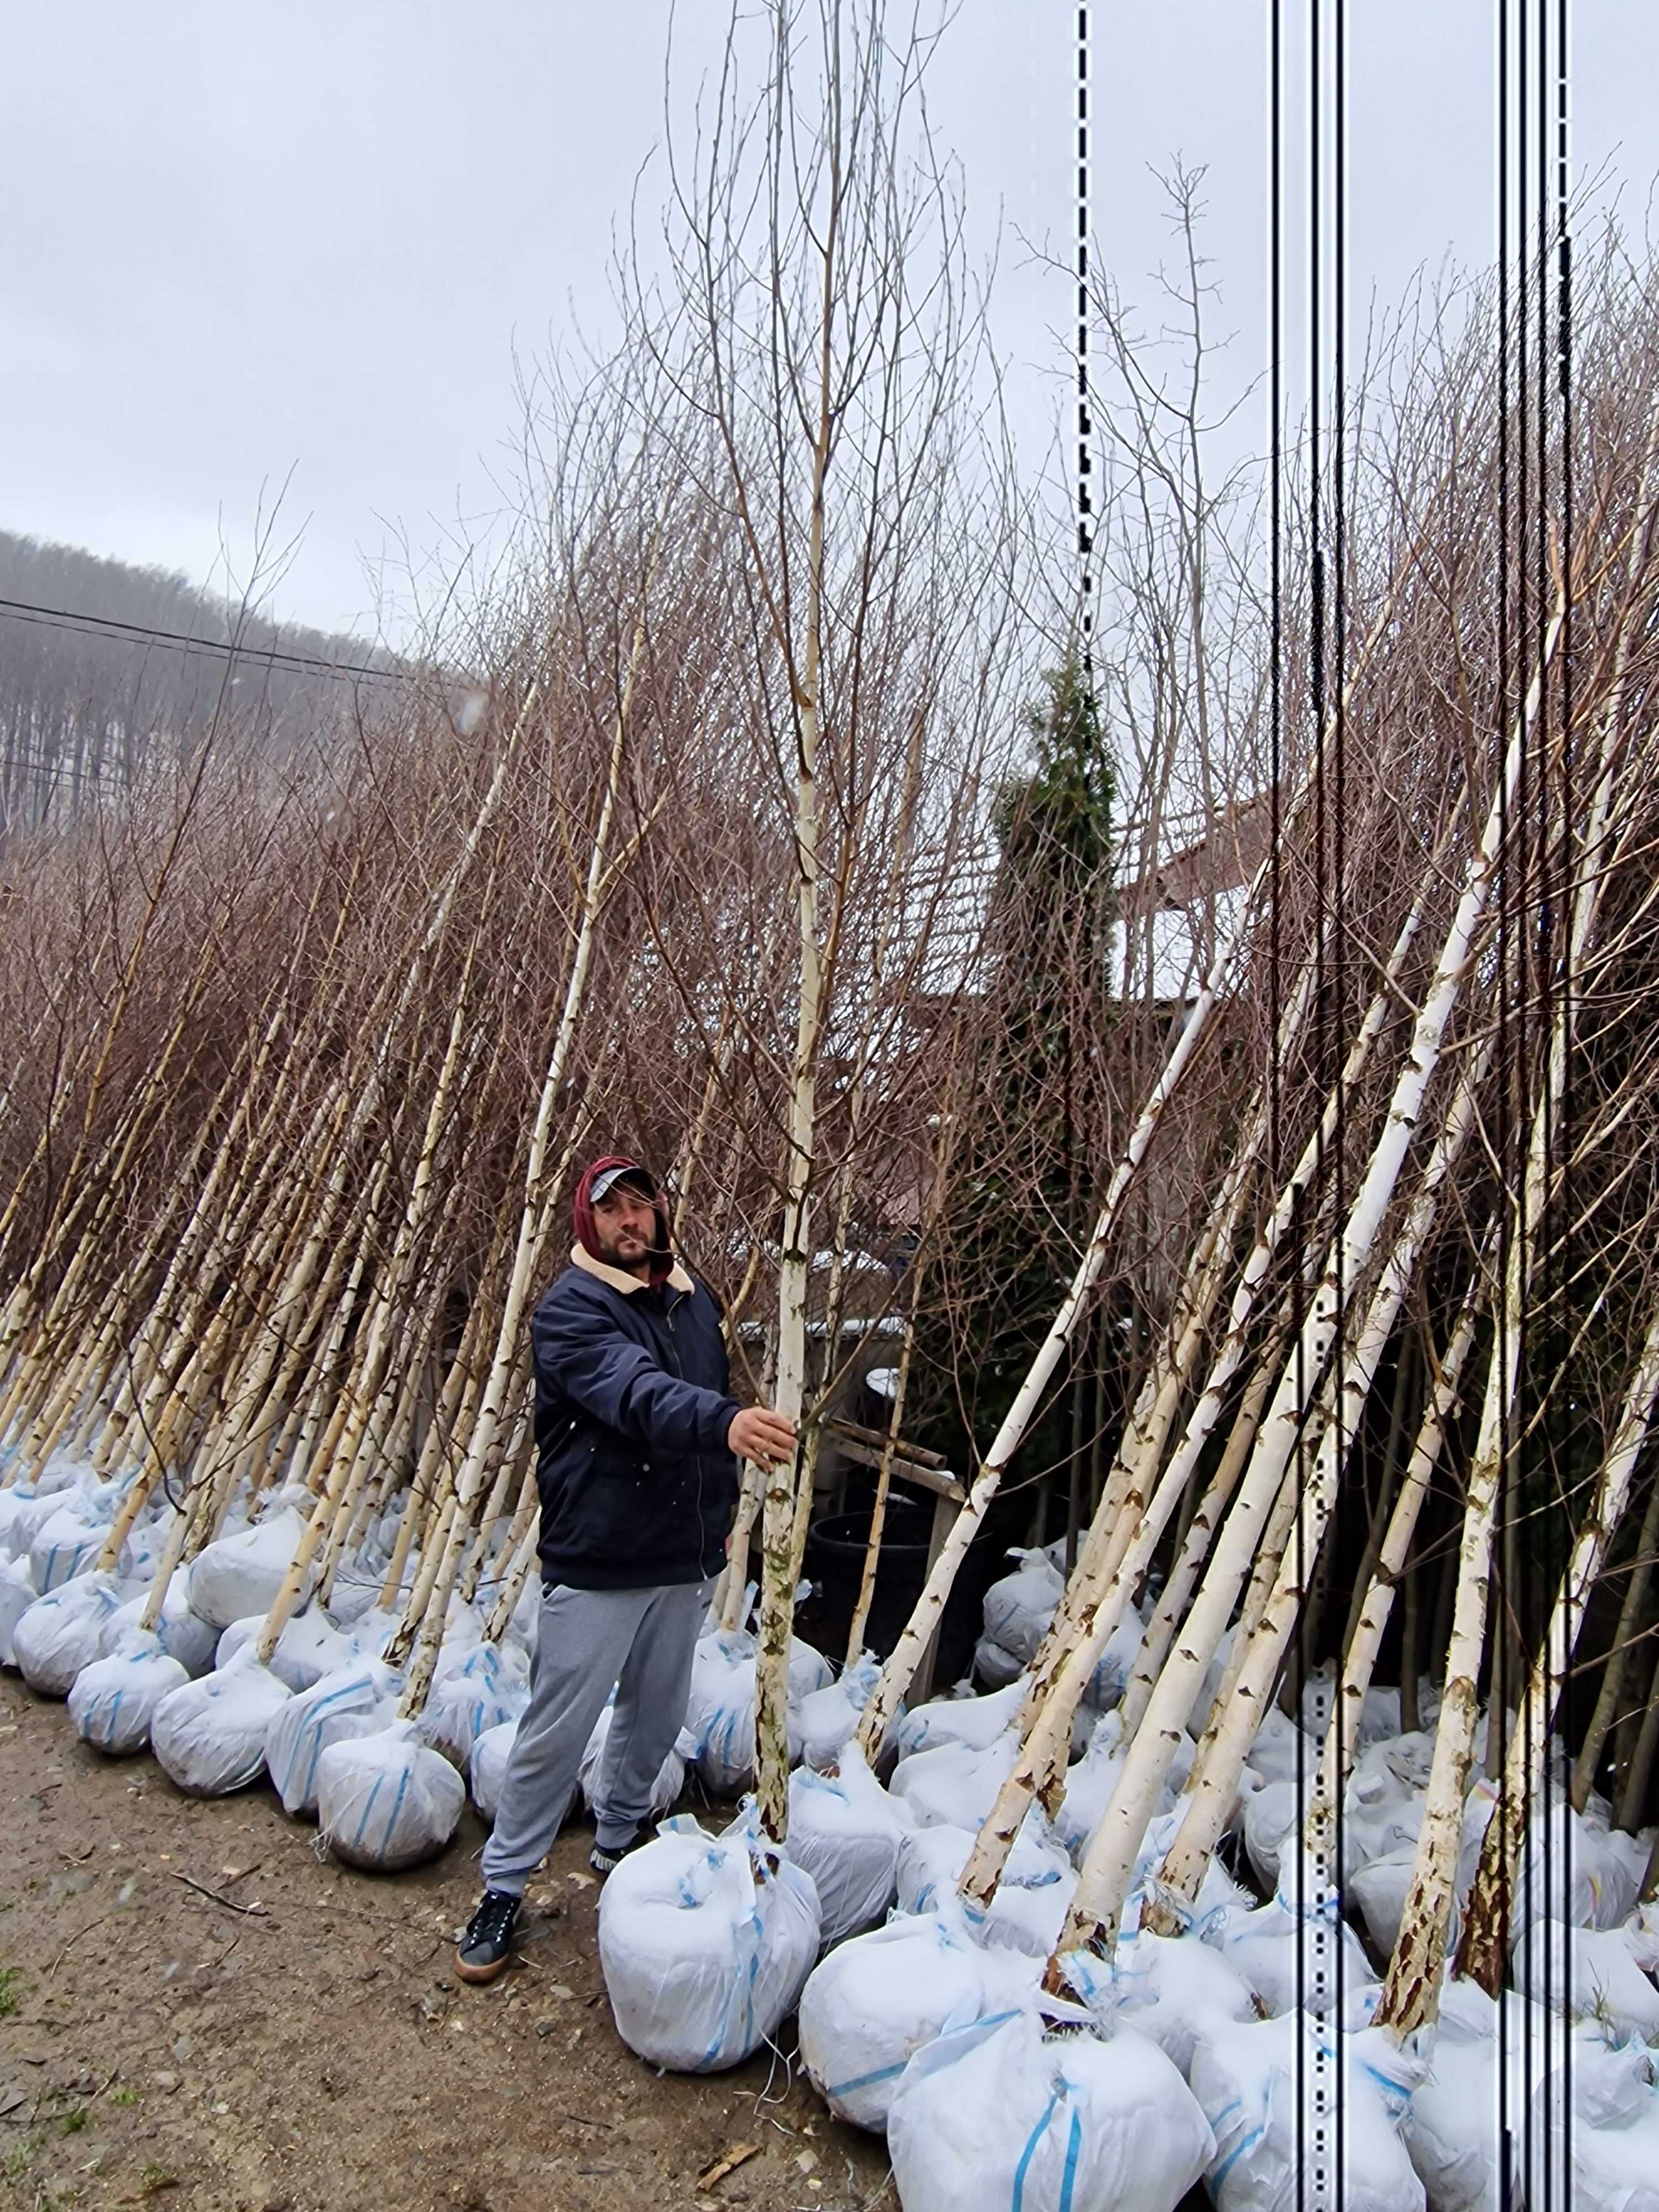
[0, 594, 415, 685]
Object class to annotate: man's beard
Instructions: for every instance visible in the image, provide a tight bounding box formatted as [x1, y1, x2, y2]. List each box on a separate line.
[597, 1229, 658, 1271]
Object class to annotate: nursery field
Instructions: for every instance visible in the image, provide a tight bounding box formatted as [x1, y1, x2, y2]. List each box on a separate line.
[0, 1678, 894, 2212]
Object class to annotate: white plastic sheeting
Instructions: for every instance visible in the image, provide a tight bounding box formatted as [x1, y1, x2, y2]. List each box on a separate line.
[469, 1719, 517, 1824]
[888, 1733, 1018, 1834]
[798, 1907, 1039, 2132]
[418, 1645, 529, 1770]
[13, 1572, 124, 1695]
[888, 1999, 1215, 2212]
[783, 1744, 910, 1945]
[185, 1503, 312, 1631]
[264, 1658, 404, 1818]
[0, 1555, 35, 1666]
[150, 1646, 293, 1795]
[316, 1719, 466, 1871]
[1190, 2008, 1426, 2212]
[215, 1606, 352, 1694]
[597, 1811, 821, 2072]
[681, 1627, 806, 1797]
[796, 1653, 882, 1773]
[67, 1639, 190, 1754]
[1512, 1910, 1659, 2042]
[100, 1583, 218, 1677]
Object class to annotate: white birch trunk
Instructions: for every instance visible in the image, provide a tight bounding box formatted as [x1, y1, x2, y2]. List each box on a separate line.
[1147, 1045, 1489, 1919]
[1048, 596, 1564, 1970]
[1457, 1291, 1659, 1989]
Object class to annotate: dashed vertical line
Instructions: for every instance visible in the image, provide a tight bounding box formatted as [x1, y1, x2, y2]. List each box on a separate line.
[1078, 3, 1092, 684]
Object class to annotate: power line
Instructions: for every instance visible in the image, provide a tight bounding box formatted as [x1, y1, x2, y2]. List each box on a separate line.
[0, 594, 415, 685]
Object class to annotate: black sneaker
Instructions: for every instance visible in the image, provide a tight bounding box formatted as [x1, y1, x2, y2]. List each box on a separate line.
[455, 1888, 520, 1984]
[589, 1833, 645, 1878]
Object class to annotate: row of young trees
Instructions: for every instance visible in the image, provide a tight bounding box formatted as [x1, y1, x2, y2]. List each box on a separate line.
[6, 0, 1659, 2056]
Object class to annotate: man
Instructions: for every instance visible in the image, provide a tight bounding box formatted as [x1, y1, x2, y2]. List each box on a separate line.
[455, 1155, 795, 1984]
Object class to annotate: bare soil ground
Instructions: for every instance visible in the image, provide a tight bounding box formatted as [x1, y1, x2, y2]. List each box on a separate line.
[0, 1676, 896, 2212]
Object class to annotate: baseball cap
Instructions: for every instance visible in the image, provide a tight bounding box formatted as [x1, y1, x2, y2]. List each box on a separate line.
[588, 1161, 659, 1204]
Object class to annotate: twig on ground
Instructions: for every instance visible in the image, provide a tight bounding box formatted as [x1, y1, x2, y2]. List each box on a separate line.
[46, 1915, 112, 1976]
[169, 1872, 268, 1919]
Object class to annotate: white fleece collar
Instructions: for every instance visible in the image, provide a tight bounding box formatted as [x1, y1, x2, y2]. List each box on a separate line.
[571, 1242, 695, 1297]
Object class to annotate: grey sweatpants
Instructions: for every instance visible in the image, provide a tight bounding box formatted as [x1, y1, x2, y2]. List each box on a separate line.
[479, 1577, 711, 1896]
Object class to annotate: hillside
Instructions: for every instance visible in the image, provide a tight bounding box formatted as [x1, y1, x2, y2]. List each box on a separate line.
[0, 531, 401, 837]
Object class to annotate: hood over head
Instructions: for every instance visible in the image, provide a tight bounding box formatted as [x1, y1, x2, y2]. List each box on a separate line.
[573, 1155, 674, 1290]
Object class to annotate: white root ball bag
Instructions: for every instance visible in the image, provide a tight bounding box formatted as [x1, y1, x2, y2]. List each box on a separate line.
[0, 1485, 54, 1558]
[1190, 2010, 1426, 2212]
[1513, 1786, 1635, 1933]
[215, 1605, 352, 1694]
[1, 1484, 79, 1563]
[469, 1719, 518, 1825]
[789, 1636, 833, 1699]
[150, 1646, 293, 1795]
[417, 1648, 528, 1770]
[100, 1584, 218, 1677]
[972, 1632, 1025, 1690]
[597, 1811, 821, 2073]
[969, 1864, 1079, 1959]
[1400, 1981, 1563, 2212]
[682, 1628, 804, 1796]
[1243, 1778, 1303, 1892]
[979, 1548, 1065, 1667]
[1129, 1808, 1255, 1922]
[186, 1503, 312, 1631]
[798, 1906, 1039, 2132]
[796, 1653, 882, 1772]
[889, 1733, 1018, 1834]
[13, 1572, 125, 1695]
[264, 1658, 404, 1818]
[0, 1555, 39, 1666]
[783, 1744, 910, 1946]
[896, 1813, 1077, 1954]
[28, 1496, 113, 1593]
[316, 1719, 466, 1871]
[888, 1999, 1215, 2212]
[1535, 2024, 1659, 2212]
[67, 1639, 190, 1754]
[430, 1618, 525, 1685]
[1236, 1705, 1318, 1789]
[1100, 1926, 1261, 2079]
[578, 1703, 695, 1819]
[1081, 1602, 1148, 1711]
[891, 1676, 1027, 1766]
[1512, 1911, 1659, 2042]
[1207, 1885, 1374, 2019]
[1053, 1712, 1193, 1867]
[896, 1811, 1073, 1916]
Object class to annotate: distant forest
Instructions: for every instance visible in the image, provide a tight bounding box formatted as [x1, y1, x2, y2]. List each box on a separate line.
[0, 531, 402, 839]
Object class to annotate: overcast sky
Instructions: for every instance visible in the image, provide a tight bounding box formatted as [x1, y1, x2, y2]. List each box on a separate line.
[4, 3, 1655, 644]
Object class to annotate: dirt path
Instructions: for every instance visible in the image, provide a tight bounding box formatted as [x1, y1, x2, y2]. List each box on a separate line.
[0, 1677, 895, 2212]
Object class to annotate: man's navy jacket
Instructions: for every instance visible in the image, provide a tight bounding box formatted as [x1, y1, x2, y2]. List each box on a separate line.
[529, 1244, 743, 1592]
